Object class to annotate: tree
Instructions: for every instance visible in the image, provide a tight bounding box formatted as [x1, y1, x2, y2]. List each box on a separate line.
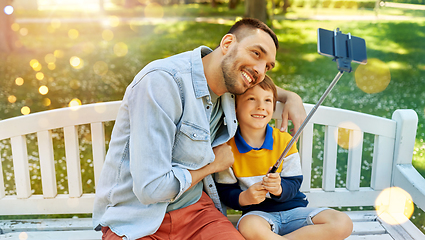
[0, 0, 19, 53]
[244, 0, 267, 23]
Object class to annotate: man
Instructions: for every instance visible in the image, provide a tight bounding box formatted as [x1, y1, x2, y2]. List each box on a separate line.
[93, 18, 306, 240]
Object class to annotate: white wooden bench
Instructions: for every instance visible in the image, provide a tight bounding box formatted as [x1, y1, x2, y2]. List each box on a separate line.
[0, 101, 424, 239]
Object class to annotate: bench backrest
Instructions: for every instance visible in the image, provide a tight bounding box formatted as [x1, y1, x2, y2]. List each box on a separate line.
[0, 101, 417, 215]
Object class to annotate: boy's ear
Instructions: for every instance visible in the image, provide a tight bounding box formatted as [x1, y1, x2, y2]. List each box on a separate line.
[220, 34, 235, 55]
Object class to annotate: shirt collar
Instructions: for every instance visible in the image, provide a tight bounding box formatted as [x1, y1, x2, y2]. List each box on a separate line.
[234, 124, 274, 154]
[191, 46, 213, 99]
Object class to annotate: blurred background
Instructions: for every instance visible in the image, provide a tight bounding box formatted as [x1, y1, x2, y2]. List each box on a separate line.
[1, 0, 425, 233]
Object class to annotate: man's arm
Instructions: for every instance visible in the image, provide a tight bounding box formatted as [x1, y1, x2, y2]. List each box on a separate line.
[276, 87, 306, 138]
[188, 143, 234, 188]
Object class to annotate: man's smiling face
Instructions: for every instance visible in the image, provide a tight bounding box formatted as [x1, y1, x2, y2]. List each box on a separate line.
[220, 28, 276, 95]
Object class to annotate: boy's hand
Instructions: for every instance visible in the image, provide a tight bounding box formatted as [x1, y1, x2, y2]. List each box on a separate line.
[239, 182, 268, 206]
[262, 172, 282, 197]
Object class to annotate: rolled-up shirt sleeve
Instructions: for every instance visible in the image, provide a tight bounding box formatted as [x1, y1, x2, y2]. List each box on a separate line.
[128, 70, 191, 205]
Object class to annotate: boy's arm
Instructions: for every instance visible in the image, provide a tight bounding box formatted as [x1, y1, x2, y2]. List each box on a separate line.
[215, 182, 251, 211]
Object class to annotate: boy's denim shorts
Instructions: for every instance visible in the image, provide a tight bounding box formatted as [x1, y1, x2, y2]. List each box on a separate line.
[236, 207, 329, 235]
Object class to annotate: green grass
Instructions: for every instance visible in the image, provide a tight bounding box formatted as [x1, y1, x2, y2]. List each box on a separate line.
[1, 3, 425, 233]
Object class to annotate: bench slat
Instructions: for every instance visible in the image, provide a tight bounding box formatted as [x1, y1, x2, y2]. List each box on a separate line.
[91, 122, 106, 186]
[0, 152, 4, 198]
[0, 194, 95, 215]
[371, 135, 394, 190]
[0, 230, 101, 240]
[345, 234, 394, 240]
[37, 130, 57, 198]
[10, 135, 31, 199]
[346, 130, 363, 191]
[323, 125, 337, 191]
[299, 123, 313, 192]
[64, 126, 83, 197]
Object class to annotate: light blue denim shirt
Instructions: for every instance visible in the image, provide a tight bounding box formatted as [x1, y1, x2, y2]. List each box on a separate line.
[92, 46, 238, 240]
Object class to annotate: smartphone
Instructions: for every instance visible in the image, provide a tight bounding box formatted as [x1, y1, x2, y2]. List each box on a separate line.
[317, 28, 367, 65]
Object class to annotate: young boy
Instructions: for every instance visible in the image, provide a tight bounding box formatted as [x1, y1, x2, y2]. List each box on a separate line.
[215, 75, 353, 240]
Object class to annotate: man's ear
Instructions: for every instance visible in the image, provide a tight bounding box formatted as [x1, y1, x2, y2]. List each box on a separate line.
[220, 34, 235, 54]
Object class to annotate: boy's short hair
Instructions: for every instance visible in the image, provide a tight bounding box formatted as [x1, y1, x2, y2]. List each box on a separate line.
[257, 75, 278, 111]
[225, 18, 279, 50]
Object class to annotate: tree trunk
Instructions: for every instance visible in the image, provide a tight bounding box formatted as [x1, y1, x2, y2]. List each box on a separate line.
[244, 0, 267, 23]
[0, 0, 18, 53]
[229, 0, 239, 9]
[211, 0, 217, 8]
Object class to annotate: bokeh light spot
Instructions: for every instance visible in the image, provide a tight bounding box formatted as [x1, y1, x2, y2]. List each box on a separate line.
[102, 29, 114, 41]
[68, 29, 79, 39]
[36, 72, 45, 80]
[54, 50, 64, 58]
[69, 79, 81, 90]
[355, 58, 391, 94]
[70, 56, 84, 69]
[93, 61, 109, 76]
[19, 28, 28, 36]
[375, 187, 414, 225]
[44, 53, 56, 64]
[48, 63, 56, 70]
[43, 98, 51, 106]
[8, 95, 17, 103]
[15, 77, 24, 86]
[94, 102, 106, 113]
[51, 19, 61, 29]
[39, 86, 49, 95]
[144, 2, 164, 18]
[4, 5, 14, 15]
[334, 121, 362, 150]
[21, 106, 31, 115]
[30, 59, 40, 70]
[11, 23, 20, 31]
[69, 98, 82, 109]
[114, 42, 128, 57]
[18, 232, 28, 240]
[109, 16, 120, 27]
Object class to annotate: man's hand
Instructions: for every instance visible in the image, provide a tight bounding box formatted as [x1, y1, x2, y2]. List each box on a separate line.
[211, 143, 235, 173]
[239, 182, 268, 206]
[262, 172, 282, 197]
[276, 88, 306, 139]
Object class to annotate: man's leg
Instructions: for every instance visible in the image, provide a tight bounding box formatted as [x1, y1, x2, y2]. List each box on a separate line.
[171, 192, 244, 240]
[102, 192, 244, 240]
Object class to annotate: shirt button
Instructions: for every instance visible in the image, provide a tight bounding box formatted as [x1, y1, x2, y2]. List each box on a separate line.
[206, 106, 210, 109]
[234, 120, 237, 123]
[209, 184, 213, 187]
[193, 133, 197, 138]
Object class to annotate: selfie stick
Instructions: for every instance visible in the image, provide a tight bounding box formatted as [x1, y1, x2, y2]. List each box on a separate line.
[269, 28, 361, 174]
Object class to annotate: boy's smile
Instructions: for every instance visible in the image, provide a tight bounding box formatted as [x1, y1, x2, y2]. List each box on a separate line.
[235, 84, 274, 132]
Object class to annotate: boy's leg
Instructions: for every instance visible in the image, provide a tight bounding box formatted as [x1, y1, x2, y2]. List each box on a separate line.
[283, 209, 353, 240]
[238, 214, 288, 240]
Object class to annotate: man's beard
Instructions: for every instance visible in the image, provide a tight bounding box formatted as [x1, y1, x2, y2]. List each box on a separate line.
[221, 47, 251, 95]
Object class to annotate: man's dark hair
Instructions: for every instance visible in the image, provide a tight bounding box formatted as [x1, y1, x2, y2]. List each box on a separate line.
[227, 18, 279, 50]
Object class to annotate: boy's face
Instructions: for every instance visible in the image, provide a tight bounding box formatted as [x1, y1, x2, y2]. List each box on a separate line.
[235, 85, 274, 131]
